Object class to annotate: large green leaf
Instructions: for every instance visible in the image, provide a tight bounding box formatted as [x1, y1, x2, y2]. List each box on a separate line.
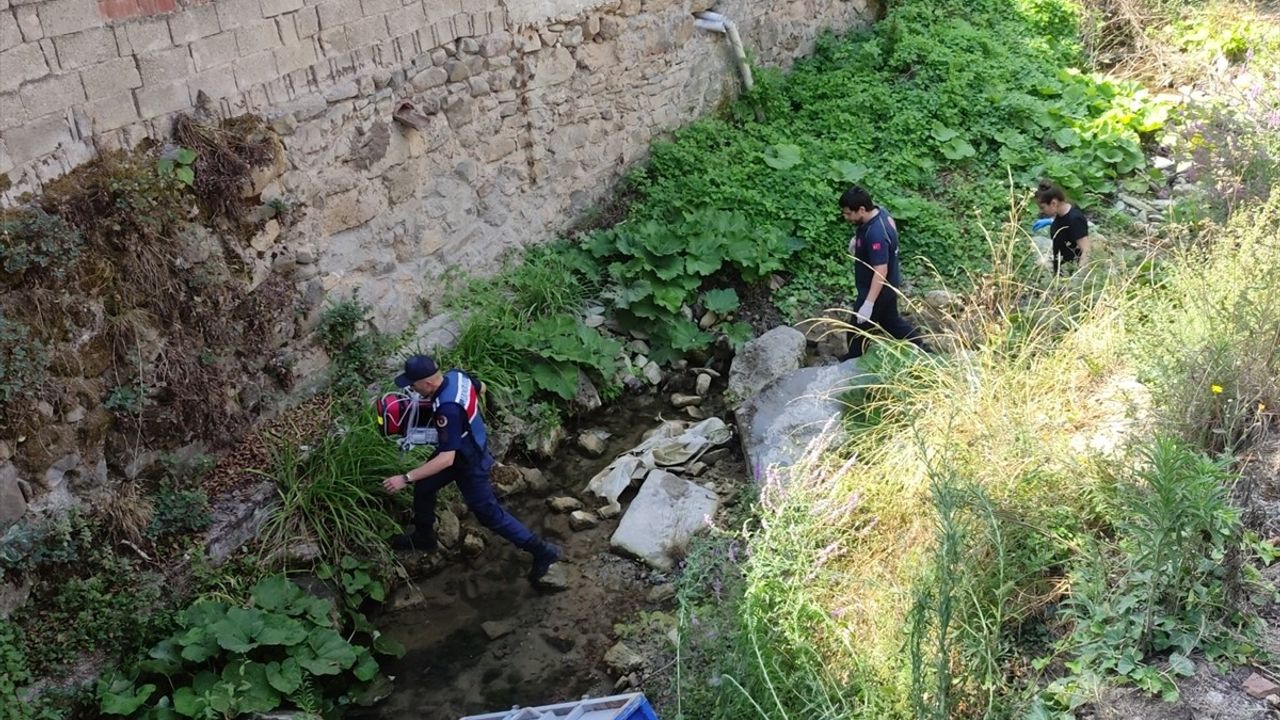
[176, 627, 219, 663]
[372, 632, 406, 658]
[352, 649, 380, 682]
[762, 144, 802, 170]
[256, 614, 308, 647]
[251, 575, 306, 614]
[171, 688, 205, 718]
[827, 160, 869, 184]
[1053, 126, 1080, 148]
[211, 608, 265, 653]
[265, 658, 303, 694]
[530, 361, 578, 400]
[99, 676, 156, 716]
[702, 288, 740, 314]
[181, 601, 227, 628]
[138, 640, 183, 675]
[293, 627, 358, 676]
[939, 137, 976, 160]
[222, 660, 281, 714]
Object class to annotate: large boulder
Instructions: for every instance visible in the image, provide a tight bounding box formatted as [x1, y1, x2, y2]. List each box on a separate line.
[727, 326, 807, 403]
[610, 470, 719, 570]
[0, 463, 27, 528]
[735, 359, 870, 484]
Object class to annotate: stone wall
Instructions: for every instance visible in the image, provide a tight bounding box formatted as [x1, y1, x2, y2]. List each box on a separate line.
[3, 0, 874, 335]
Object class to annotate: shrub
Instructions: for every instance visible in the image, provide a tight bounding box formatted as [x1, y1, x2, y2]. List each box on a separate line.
[316, 295, 393, 399]
[0, 311, 49, 412]
[146, 488, 213, 541]
[0, 207, 83, 280]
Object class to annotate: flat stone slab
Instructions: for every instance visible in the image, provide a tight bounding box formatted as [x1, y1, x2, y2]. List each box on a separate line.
[735, 359, 870, 484]
[610, 470, 718, 571]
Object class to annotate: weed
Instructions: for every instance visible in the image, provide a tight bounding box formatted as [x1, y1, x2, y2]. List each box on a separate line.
[104, 383, 150, 415]
[316, 295, 392, 399]
[0, 310, 49, 414]
[0, 207, 83, 281]
[145, 488, 212, 541]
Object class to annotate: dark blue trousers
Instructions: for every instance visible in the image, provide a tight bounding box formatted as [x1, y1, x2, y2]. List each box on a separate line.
[413, 467, 536, 549]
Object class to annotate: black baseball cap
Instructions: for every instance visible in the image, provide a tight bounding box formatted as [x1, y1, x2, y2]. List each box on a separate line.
[395, 354, 439, 388]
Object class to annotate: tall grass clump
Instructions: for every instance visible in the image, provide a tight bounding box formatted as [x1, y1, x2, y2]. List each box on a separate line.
[1137, 189, 1280, 455]
[258, 412, 419, 570]
[674, 193, 1277, 718]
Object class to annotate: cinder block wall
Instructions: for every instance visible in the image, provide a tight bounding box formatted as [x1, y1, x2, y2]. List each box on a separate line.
[1, 0, 873, 333]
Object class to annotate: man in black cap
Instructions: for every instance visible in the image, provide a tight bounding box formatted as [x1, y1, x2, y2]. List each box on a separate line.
[381, 354, 561, 583]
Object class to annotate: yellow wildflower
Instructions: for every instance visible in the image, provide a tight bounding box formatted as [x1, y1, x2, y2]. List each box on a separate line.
[1210, 385, 1224, 394]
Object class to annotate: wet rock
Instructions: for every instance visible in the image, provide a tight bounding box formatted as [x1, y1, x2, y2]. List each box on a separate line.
[647, 584, 676, 603]
[727, 326, 806, 404]
[548, 496, 583, 513]
[463, 534, 485, 557]
[0, 576, 33, 620]
[535, 564, 570, 592]
[572, 370, 602, 413]
[736, 359, 868, 484]
[642, 361, 663, 386]
[696, 373, 712, 396]
[698, 310, 718, 330]
[684, 406, 706, 420]
[0, 463, 27, 528]
[491, 464, 526, 497]
[611, 470, 719, 571]
[204, 481, 279, 564]
[543, 631, 575, 653]
[604, 641, 645, 674]
[578, 429, 611, 457]
[627, 339, 650, 355]
[1244, 673, 1280, 699]
[687, 461, 707, 476]
[519, 467, 550, 496]
[924, 290, 959, 309]
[436, 508, 461, 548]
[387, 584, 426, 612]
[597, 501, 622, 520]
[527, 423, 566, 457]
[569, 510, 599, 531]
[671, 393, 701, 408]
[584, 314, 605, 328]
[481, 619, 518, 640]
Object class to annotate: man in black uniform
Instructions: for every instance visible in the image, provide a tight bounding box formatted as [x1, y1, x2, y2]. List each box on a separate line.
[1034, 181, 1091, 274]
[380, 355, 561, 583]
[839, 186, 928, 359]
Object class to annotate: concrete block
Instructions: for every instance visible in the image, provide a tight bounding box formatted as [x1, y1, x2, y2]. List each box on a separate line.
[79, 55, 141, 98]
[0, 91, 26, 130]
[168, 4, 221, 44]
[133, 79, 187, 117]
[19, 71, 84, 116]
[360, 0, 396, 15]
[233, 49, 277, 89]
[275, 14, 297, 45]
[272, 40, 314, 74]
[4, 111, 71, 164]
[137, 46, 191, 85]
[37, 0, 100, 38]
[316, 0, 359, 29]
[235, 20, 280, 55]
[52, 26, 116, 69]
[317, 26, 347, 55]
[0, 41, 48, 92]
[190, 30, 236, 71]
[188, 66, 237, 99]
[13, 4, 41, 43]
[293, 6, 319, 37]
[83, 91, 137, 130]
[215, 0, 262, 31]
[260, 0, 302, 18]
[344, 14, 384, 48]
[423, 0, 457, 24]
[385, 3, 424, 34]
[121, 17, 173, 55]
[2, 10, 23, 51]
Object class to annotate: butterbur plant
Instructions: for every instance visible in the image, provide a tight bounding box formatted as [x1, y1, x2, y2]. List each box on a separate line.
[98, 574, 404, 718]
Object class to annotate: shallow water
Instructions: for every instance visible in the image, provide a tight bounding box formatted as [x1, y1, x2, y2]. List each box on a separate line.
[352, 393, 676, 719]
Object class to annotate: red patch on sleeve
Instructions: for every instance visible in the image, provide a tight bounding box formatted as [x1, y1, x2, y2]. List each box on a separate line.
[871, 243, 881, 251]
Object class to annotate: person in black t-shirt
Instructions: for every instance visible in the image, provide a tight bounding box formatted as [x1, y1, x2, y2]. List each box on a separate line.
[839, 186, 928, 360]
[1034, 181, 1090, 274]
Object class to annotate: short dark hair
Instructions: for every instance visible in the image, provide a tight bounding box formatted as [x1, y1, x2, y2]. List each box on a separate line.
[1034, 180, 1066, 205]
[839, 186, 874, 212]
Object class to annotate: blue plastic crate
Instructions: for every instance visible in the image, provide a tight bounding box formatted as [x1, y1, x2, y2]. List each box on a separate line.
[458, 692, 659, 720]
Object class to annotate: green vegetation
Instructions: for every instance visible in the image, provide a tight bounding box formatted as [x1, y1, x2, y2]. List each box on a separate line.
[0, 207, 83, 280]
[97, 574, 403, 718]
[316, 295, 395, 399]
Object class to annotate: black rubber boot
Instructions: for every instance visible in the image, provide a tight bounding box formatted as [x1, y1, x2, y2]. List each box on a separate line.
[390, 531, 437, 553]
[526, 540, 561, 582]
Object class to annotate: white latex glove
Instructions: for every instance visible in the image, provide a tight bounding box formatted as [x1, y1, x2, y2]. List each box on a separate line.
[854, 300, 874, 325]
